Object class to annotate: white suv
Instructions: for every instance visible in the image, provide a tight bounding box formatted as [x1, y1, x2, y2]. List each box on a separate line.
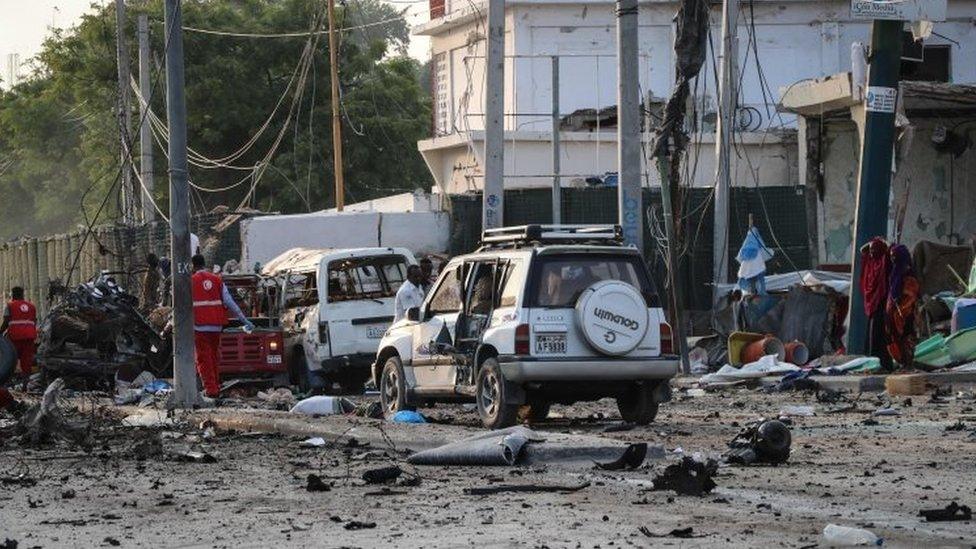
[372, 225, 679, 429]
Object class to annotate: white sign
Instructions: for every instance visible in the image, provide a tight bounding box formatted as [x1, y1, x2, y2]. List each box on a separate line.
[865, 86, 898, 113]
[851, 0, 946, 21]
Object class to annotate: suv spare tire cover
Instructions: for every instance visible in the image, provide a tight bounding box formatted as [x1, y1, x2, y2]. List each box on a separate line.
[575, 280, 649, 356]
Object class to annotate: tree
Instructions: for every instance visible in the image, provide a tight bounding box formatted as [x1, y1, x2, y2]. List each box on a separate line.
[0, 0, 432, 240]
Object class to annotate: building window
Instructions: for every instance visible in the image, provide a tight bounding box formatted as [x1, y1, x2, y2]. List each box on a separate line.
[901, 36, 951, 83]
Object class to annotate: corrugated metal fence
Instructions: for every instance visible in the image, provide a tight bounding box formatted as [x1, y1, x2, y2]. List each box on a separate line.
[449, 186, 816, 311]
[0, 212, 254, 318]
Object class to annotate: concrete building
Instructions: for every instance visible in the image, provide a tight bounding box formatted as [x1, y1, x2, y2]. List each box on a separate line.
[414, 0, 975, 198]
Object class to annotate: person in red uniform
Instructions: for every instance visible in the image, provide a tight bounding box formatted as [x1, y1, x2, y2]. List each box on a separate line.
[191, 255, 252, 400]
[1, 287, 37, 391]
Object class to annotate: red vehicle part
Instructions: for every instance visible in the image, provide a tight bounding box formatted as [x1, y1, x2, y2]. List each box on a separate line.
[217, 330, 286, 376]
[215, 274, 287, 377]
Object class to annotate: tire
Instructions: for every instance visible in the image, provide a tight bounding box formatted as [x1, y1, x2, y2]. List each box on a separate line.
[0, 337, 17, 385]
[290, 350, 312, 394]
[476, 358, 519, 429]
[518, 400, 551, 423]
[616, 383, 660, 425]
[379, 355, 413, 416]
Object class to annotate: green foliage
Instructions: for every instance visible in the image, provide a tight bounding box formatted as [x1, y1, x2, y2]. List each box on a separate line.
[0, 0, 432, 240]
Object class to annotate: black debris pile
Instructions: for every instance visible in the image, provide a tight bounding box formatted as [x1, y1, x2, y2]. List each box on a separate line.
[638, 526, 703, 539]
[14, 378, 91, 448]
[306, 474, 331, 492]
[651, 457, 718, 496]
[919, 502, 972, 522]
[37, 276, 171, 385]
[595, 443, 648, 470]
[725, 419, 791, 465]
[362, 465, 402, 484]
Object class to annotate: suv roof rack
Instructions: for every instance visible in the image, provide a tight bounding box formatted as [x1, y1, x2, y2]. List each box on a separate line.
[480, 224, 624, 249]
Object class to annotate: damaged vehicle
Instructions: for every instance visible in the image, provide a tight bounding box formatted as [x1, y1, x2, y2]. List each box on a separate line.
[374, 225, 679, 429]
[263, 247, 417, 393]
[36, 274, 171, 386]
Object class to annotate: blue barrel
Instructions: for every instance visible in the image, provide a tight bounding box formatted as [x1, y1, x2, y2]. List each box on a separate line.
[957, 304, 976, 331]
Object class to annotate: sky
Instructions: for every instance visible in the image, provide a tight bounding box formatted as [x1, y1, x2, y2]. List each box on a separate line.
[0, 0, 431, 88]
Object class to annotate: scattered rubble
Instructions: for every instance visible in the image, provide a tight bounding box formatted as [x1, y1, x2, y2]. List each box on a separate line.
[651, 457, 718, 496]
[918, 502, 972, 522]
[37, 276, 171, 384]
[725, 419, 791, 465]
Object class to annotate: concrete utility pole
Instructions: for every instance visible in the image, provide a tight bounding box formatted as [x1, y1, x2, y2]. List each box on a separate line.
[115, 0, 136, 224]
[656, 141, 691, 373]
[483, 0, 505, 230]
[847, 19, 903, 354]
[616, 0, 642, 249]
[164, 0, 197, 408]
[326, 0, 345, 211]
[712, 0, 739, 294]
[551, 56, 561, 224]
[138, 13, 154, 225]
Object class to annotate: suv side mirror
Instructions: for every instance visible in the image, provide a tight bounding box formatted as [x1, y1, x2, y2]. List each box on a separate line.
[407, 307, 421, 322]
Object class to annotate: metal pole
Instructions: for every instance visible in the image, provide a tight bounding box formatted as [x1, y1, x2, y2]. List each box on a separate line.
[657, 144, 691, 373]
[847, 19, 903, 354]
[616, 0, 642, 250]
[483, 0, 505, 230]
[164, 0, 197, 408]
[138, 13, 154, 226]
[551, 56, 561, 225]
[115, 0, 135, 224]
[326, 0, 345, 211]
[712, 0, 739, 295]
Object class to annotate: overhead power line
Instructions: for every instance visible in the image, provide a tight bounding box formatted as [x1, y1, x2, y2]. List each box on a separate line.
[175, 15, 405, 39]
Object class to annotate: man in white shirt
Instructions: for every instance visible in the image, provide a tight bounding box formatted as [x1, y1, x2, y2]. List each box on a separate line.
[394, 265, 426, 322]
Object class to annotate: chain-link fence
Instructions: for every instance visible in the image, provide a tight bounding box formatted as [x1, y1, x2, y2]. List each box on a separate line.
[0, 211, 257, 318]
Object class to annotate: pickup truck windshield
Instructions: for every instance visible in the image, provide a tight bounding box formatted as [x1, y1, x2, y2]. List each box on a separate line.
[530, 255, 655, 308]
[327, 255, 408, 302]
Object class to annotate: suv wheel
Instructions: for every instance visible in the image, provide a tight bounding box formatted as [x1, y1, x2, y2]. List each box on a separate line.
[380, 356, 413, 416]
[616, 383, 660, 425]
[476, 358, 519, 429]
[518, 400, 551, 423]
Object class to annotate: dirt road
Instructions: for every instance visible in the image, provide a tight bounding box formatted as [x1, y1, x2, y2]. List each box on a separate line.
[1, 386, 974, 548]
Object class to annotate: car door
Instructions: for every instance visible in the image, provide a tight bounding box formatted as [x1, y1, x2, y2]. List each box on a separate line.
[410, 263, 467, 388]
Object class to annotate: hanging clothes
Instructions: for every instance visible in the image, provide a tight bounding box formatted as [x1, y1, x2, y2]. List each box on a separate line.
[736, 226, 774, 294]
[859, 237, 890, 316]
[885, 244, 920, 366]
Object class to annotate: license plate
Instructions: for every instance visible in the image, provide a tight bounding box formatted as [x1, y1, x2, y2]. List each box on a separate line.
[367, 326, 387, 339]
[266, 355, 282, 364]
[535, 334, 566, 354]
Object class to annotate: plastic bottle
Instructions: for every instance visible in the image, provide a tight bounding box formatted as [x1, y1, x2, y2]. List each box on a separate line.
[822, 524, 882, 546]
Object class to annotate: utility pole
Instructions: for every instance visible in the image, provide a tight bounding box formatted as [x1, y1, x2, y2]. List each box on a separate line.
[551, 56, 561, 224]
[115, 0, 136, 224]
[616, 0, 642, 249]
[483, 0, 505, 230]
[656, 141, 691, 373]
[326, 0, 345, 211]
[711, 0, 739, 295]
[138, 13, 154, 225]
[164, 0, 196, 408]
[846, 19, 903, 354]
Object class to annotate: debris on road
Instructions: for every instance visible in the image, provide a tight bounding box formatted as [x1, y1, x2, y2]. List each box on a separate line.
[594, 443, 648, 470]
[821, 523, 881, 546]
[463, 481, 591, 496]
[651, 457, 718, 496]
[407, 426, 540, 466]
[362, 465, 402, 484]
[289, 396, 355, 416]
[16, 378, 89, 448]
[391, 410, 426, 423]
[37, 276, 171, 382]
[305, 474, 331, 492]
[638, 526, 702, 538]
[725, 419, 791, 465]
[299, 437, 327, 448]
[343, 520, 376, 530]
[918, 502, 972, 522]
